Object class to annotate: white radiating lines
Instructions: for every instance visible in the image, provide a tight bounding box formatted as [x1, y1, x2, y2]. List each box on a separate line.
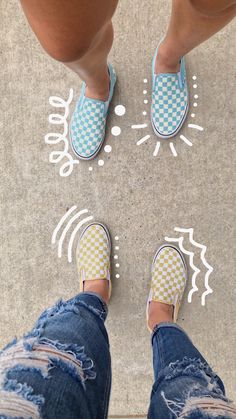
[180, 135, 193, 147]
[188, 124, 204, 131]
[153, 141, 161, 157]
[169, 142, 177, 157]
[131, 73, 205, 157]
[165, 227, 213, 306]
[137, 135, 150, 146]
[131, 124, 148, 129]
[52, 206, 94, 263]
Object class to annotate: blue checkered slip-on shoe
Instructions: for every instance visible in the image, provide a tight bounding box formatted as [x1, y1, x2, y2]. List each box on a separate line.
[70, 64, 116, 160]
[151, 42, 189, 139]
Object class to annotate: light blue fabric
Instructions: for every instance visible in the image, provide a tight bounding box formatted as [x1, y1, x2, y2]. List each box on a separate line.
[70, 64, 116, 160]
[151, 43, 189, 138]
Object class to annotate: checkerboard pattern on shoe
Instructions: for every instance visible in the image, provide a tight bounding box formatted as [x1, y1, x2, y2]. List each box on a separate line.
[151, 53, 188, 138]
[70, 100, 106, 159]
[70, 64, 116, 160]
[77, 223, 111, 283]
[150, 246, 187, 306]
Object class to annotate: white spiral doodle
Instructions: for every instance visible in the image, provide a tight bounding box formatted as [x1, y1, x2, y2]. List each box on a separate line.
[45, 89, 79, 177]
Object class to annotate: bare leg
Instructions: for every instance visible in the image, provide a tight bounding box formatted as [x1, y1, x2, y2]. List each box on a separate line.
[156, 0, 236, 74]
[20, 0, 118, 100]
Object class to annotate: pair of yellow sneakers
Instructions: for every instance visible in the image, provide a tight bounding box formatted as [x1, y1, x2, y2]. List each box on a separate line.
[77, 223, 187, 331]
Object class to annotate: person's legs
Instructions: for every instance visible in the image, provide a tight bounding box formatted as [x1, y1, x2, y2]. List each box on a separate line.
[146, 245, 236, 418]
[20, 0, 118, 100]
[155, 0, 236, 74]
[0, 223, 112, 418]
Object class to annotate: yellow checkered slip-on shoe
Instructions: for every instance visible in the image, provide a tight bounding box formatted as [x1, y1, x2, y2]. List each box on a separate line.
[76, 223, 112, 298]
[147, 244, 187, 331]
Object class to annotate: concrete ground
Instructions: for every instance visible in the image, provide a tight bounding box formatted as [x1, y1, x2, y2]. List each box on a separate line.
[0, 1, 235, 417]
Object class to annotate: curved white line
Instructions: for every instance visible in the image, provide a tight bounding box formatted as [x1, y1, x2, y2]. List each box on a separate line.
[52, 205, 77, 244]
[137, 135, 150, 145]
[169, 142, 177, 157]
[131, 124, 148, 129]
[174, 227, 213, 305]
[165, 235, 200, 302]
[188, 124, 204, 131]
[180, 135, 193, 147]
[68, 216, 94, 263]
[58, 209, 89, 258]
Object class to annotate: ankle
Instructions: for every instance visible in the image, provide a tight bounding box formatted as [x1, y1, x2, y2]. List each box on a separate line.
[85, 68, 110, 101]
[155, 41, 181, 74]
[83, 279, 109, 305]
[148, 301, 173, 331]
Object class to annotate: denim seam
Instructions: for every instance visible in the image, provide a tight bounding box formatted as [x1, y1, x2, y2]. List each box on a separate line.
[102, 361, 112, 419]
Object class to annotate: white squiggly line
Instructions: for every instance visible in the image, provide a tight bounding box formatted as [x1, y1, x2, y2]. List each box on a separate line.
[164, 236, 200, 303]
[174, 227, 213, 306]
[45, 89, 79, 177]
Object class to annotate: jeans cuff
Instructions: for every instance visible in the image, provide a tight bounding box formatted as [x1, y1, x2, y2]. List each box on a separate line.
[74, 292, 108, 322]
[151, 322, 186, 344]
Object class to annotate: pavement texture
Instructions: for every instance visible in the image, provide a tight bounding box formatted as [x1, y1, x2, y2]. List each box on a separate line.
[0, 1, 235, 417]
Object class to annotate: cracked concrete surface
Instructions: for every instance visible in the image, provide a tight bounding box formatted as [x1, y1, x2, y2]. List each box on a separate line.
[0, 0, 235, 417]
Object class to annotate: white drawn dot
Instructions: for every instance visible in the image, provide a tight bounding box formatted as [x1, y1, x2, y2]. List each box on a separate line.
[193, 103, 198, 107]
[111, 126, 121, 136]
[104, 145, 112, 153]
[143, 111, 147, 116]
[194, 94, 198, 99]
[193, 84, 198, 89]
[89, 167, 93, 171]
[191, 113, 195, 118]
[192, 75, 197, 80]
[98, 159, 104, 167]
[116, 263, 120, 268]
[115, 246, 119, 250]
[115, 105, 126, 116]
[114, 255, 118, 260]
[115, 236, 119, 241]
[116, 274, 120, 279]
[143, 90, 147, 94]
[144, 99, 148, 104]
[143, 78, 148, 83]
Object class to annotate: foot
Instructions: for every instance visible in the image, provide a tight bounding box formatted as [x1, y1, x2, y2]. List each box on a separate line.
[70, 64, 116, 160]
[76, 223, 112, 305]
[151, 40, 189, 139]
[148, 301, 173, 331]
[147, 244, 187, 332]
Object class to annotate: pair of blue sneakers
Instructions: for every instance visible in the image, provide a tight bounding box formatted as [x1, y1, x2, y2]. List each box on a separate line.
[70, 45, 189, 160]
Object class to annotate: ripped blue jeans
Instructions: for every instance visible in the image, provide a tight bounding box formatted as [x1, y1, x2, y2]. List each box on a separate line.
[0, 293, 111, 419]
[148, 323, 235, 419]
[0, 293, 235, 419]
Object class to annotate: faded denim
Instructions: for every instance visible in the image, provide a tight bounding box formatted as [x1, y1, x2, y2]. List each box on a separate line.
[0, 295, 235, 418]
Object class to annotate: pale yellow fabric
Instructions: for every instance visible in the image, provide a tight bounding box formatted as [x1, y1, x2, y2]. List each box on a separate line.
[77, 224, 110, 281]
[151, 246, 186, 305]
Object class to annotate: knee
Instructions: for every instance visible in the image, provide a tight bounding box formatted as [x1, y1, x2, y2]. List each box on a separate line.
[43, 36, 93, 63]
[189, 0, 236, 16]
